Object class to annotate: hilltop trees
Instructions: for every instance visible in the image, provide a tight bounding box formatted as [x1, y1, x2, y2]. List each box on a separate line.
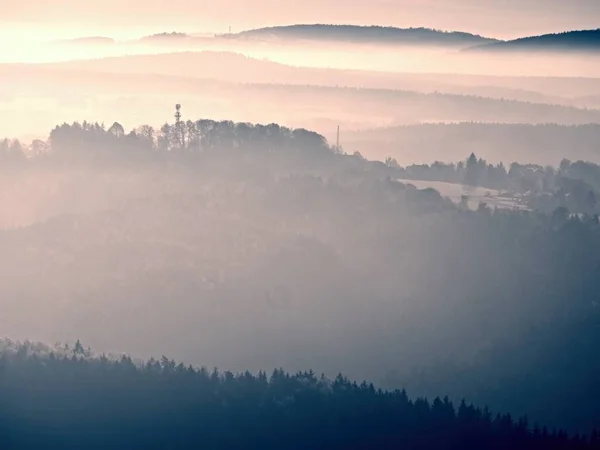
[135, 125, 156, 148]
[0, 138, 27, 168]
[465, 152, 480, 187]
[108, 121, 125, 138]
[39, 119, 335, 164]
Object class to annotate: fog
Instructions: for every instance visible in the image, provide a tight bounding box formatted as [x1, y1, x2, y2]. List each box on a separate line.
[0, 142, 432, 377]
[2, 114, 600, 434]
[3, 22, 600, 436]
[6, 31, 600, 75]
[4, 35, 600, 166]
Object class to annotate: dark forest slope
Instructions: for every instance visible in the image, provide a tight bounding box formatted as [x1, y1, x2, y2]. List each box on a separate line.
[471, 29, 600, 52]
[0, 343, 597, 450]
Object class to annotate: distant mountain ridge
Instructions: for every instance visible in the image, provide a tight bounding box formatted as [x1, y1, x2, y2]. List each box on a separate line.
[471, 29, 600, 52]
[54, 26, 600, 53]
[227, 24, 499, 47]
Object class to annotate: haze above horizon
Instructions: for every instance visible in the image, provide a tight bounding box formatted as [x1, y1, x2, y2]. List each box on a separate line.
[2, 0, 600, 42]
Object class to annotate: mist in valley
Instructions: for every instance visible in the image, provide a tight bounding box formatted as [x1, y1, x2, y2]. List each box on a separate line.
[3, 8, 600, 447]
[1, 114, 600, 434]
[5, 36, 600, 165]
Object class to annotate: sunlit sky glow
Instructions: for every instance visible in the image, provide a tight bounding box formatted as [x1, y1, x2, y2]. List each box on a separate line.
[2, 0, 600, 43]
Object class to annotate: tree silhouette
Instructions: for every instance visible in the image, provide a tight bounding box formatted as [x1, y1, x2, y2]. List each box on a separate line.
[0, 343, 595, 450]
[108, 122, 125, 138]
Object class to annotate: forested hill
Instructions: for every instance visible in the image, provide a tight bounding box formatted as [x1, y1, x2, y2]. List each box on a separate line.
[0, 341, 597, 450]
[5, 119, 600, 434]
[470, 29, 600, 52]
[229, 24, 498, 47]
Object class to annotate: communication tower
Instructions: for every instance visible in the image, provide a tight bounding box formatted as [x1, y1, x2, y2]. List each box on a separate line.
[175, 104, 183, 147]
[175, 104, 182, 126]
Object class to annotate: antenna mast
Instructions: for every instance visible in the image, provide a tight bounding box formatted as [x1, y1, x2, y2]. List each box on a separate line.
[336, 125, 340, 152]
[175, 104, 181, 122]
[175, 104, 183, 148]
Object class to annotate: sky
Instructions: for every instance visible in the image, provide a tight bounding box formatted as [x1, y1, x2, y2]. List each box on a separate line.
[1, 0, 600, 41]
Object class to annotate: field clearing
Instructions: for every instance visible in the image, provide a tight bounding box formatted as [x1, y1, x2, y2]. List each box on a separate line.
[399, 179, 528, 211]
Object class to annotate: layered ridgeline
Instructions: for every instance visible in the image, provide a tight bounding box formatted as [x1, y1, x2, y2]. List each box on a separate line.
[43, 25, 600, 52]
[226, 24, 498, 47]
[2, 119, 600, 434]
[5, 49, 600, 141]
[0, 340, 597, 450]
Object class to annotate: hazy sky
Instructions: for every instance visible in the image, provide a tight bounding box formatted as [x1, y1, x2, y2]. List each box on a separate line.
[2, 0, 600, 41]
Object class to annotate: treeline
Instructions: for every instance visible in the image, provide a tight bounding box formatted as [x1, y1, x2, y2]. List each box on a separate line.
[0, 119, 335, 167]
[392, 153, 600, 214]
[0, 342, 597, 450]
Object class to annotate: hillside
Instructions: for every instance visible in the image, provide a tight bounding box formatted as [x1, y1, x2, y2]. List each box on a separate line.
[0, 341, 599, 450]
[471, 29, 600, 52]
[229, 24, 498, 47]
[27, 51, 593, 100]
[1, 159, 600, 432]
[3, 118, 600, 432]
[344, 123, 600, 165]
[0, 343, 594, 450]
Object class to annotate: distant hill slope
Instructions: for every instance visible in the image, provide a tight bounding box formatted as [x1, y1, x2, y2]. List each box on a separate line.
[137, 32, 211, 44]
[27, 50, 600, 99]
[471, 29, 600, 52]
[344, 123, 600, 166]
[229, 24, 498, 47]
[140, 32, 190, 40]
[4, 53, 600, 142]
